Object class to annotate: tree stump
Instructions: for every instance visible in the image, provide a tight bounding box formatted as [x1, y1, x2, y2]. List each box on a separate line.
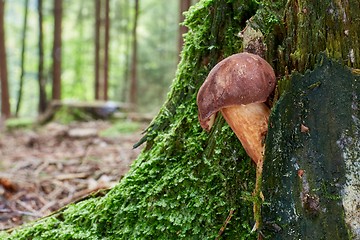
[262, 56, 360, 239]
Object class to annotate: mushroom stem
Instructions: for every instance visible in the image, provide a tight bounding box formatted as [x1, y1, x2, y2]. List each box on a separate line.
[220, 102, 270, 165]
[221, 102, 270, 231]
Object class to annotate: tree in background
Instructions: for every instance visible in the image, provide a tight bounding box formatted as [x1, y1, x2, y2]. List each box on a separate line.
[15, 0, 29, 116]
[0, 0, 10, 118]
[95, 0, 101, 100]
[177, 0, 191, 60]
[130, 0, 139, 109]
[103, 0, 109, 101]
[119, 0, 131, 103]
[52, 0, 62, 100]
[94, 0, 110, 101]
[38, 0, 47, 113]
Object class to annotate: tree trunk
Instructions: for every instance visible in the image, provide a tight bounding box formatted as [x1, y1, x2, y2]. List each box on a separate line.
[120, 0, 131, 103]
[178, 0, 191, 60]
[74, 0, 86, 97]
[259, 1, 360, 239]
[52, 0, 62, 100]
[15, 0, 29, 116]
[3, 0, 360, 239]
[38, 0, 47, 113]
[0, 0, 10, 119]
[262, 57, 360, 239]
[94, 0, 100, 100]
[129, 0, 139, 109]
[94, 0, 110, 101]
[103, 0, 109, 101]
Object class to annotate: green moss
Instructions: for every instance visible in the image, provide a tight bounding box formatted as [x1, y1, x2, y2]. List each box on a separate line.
[3, 0, 261, 239]
[250, 0, 284, 36]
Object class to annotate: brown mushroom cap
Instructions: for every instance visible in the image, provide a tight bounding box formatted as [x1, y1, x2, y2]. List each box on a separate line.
[197, 52, 276, 131]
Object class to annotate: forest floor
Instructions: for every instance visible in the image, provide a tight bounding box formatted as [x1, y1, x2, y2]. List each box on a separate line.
[0, 120, 147, 230]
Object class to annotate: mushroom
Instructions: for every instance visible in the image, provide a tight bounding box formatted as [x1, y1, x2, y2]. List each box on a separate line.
[196, 52, 276, 230]
[197, 52, 276, 165]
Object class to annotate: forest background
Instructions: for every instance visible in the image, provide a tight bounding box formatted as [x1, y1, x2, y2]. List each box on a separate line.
[1, 0, 194, 119]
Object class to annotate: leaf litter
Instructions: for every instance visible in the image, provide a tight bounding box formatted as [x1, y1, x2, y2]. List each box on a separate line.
[0, 120, 145, 230]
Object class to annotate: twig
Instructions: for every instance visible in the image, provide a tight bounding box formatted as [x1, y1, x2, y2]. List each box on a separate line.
[0, 208, 41, 218]
[14, 199, 37, 213]
[216, 209, 235, 240]
[0, 209, 11, 213]
[39, 201, 57, 214]
[34, 159, 50, 176]
[54, 172, 90, 180]
[12, 210, 42, 218]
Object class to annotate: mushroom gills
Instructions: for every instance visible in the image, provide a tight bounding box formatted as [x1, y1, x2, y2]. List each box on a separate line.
[220, 102, 270, 165]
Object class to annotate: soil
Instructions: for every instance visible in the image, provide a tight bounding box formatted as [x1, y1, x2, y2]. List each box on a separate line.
[0, 120, 145, 230]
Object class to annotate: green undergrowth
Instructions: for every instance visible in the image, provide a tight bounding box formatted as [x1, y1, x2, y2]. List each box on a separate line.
[5, 118, 35, 131]
[99, 120, 142, 137]
[53, 106, 95, 124]
[3, 0, 263, 239]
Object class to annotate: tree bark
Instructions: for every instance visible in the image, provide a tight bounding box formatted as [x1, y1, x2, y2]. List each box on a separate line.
[38, 0, 47, 113]
[3, 0, 360, 239]
[262, 57, 360, 239]
[259, 0, 360, 238]
[15, 0, 29, 116]
[0, 0, 10, 119]
[52, 0, 62, 100]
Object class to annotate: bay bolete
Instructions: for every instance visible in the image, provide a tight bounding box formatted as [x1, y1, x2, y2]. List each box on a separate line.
[197, 52, 276, 166]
